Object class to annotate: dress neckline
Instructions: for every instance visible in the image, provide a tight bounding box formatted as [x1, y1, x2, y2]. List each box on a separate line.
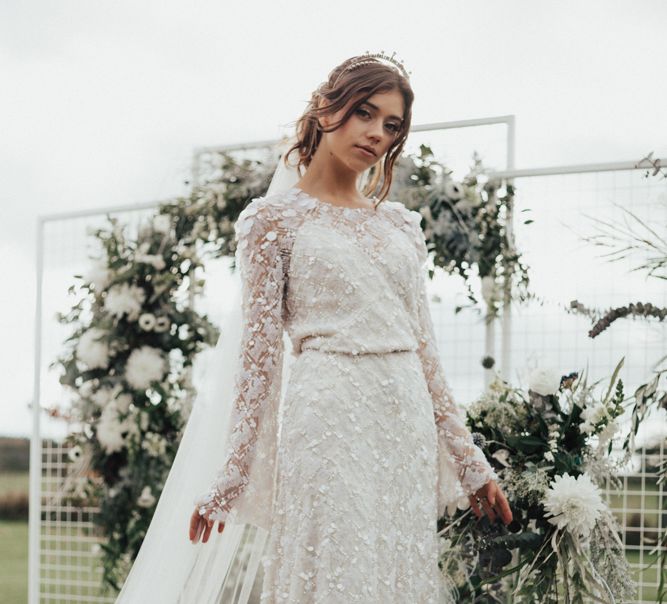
[289, 186, 381, 213]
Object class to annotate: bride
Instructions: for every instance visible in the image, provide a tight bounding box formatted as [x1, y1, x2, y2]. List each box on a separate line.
[116, 52, 512, 604]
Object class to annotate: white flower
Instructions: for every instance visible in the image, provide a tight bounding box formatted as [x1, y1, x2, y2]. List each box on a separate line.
[125, 346, 167, 390]
[491, 448, 511, 467]
[528, 368, 561, 397]
[96, 403, 127, 454]
[76, 328, 110, 369]
[544, 451, 555, 462]
[543, 473, 606, 538]
[137, 486, 156, 508]
[141, 432, 167, 457]
[68, 445, 83, 462]
[153, 316, 171, 333]
[418, 205, 433, 221]
[84, 259, 112, 291]
[114, 392, 133, 414]
[597, 419, 619, 447]
[443, 180, 464, 201]
[152, 214, 172, 234]
[138, 313, 157, 331]
[104, 283, 146, 322]
[580, 403, 608, 434]
[79, 380, 95, 398]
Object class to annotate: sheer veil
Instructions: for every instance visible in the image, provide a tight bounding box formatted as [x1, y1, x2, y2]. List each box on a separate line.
[116, 136, 372, 603]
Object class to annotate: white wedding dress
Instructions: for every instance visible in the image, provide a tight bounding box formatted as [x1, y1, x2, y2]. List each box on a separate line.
[191, 185, 499, 603]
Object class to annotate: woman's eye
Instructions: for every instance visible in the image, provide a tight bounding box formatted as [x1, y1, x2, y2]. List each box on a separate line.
[356, 108, 400, 134]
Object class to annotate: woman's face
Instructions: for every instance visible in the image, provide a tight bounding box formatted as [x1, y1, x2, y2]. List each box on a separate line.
[320, 88, 405, 173]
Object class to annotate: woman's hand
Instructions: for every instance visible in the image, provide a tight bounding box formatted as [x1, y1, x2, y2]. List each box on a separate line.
[189, 506, 225, 544]
[469, 480, 513, 525]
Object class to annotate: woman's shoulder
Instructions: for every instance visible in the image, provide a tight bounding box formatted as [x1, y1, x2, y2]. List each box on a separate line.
[382, 199, 423, 228]
[234, 190, 301, 243]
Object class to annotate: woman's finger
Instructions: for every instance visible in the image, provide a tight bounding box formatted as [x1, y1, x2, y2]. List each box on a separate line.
[189, 512, 197, 541]
[202, 520, 214, 543]
[481, 497, 497, 522]
[193, 518, 204, 543]
[495, 488, 513, 525]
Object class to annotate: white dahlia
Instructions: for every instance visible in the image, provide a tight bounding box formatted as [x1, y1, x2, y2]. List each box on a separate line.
[104, 283, 146, 322]
[125, 346, 167, 390]
[84, 259, 112, 291]
[543, 472, 605, 538]
[528, 367, 561, 397]
[76, 327, 110, 369]
[96, 403, 126, 454]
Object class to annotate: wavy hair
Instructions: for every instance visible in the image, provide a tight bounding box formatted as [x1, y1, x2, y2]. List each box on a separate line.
[284, 55, 414, 202]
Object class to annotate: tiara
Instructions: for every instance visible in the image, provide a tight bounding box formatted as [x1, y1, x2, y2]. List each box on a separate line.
[341, 50, 411, 80]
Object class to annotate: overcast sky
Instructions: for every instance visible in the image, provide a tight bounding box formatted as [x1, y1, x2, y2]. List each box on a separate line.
[2, 0, 667, 438]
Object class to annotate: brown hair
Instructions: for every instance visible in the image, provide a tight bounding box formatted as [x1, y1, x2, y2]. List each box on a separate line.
[284, 55, 414, 203]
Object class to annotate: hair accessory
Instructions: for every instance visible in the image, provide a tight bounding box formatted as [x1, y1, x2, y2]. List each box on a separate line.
[342, 50, 411, 80]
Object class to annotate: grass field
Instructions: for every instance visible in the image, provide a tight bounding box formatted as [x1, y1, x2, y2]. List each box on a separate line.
[0, 520, 28, 604]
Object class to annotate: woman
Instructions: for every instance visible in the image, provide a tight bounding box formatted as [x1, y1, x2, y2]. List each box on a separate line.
[116, 52, 513, 604]
[188, 52, 513, 602]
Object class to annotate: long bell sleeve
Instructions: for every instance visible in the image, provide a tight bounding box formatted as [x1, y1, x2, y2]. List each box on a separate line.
[405, 210, 498, 514]
[194, 198, 285, 530]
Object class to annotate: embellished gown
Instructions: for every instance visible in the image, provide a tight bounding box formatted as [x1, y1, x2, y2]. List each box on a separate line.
[195, 186, 498, 603]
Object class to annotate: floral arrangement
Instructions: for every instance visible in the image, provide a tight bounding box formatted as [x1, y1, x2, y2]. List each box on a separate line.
[50, 150, 276, 590]
[436, 360, 658, 602]
[391, 145, 532, 321]
[52, 215, 221, 589]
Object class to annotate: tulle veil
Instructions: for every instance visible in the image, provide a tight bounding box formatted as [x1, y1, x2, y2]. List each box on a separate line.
[115, 136, 373, 603]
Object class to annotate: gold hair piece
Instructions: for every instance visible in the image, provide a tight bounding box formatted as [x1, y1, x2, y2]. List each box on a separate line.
[342, 50, 411, 80]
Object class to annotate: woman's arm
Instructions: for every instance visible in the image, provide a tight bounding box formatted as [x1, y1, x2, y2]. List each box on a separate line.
[406, 209, 499, 497]
[194, 198, 286, 526]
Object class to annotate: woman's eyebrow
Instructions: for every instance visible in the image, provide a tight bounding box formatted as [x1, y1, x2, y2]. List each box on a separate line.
[362, 101, 403, 123]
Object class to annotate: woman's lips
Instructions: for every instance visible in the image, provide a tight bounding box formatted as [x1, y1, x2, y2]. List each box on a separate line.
[355, 145, 375, 157]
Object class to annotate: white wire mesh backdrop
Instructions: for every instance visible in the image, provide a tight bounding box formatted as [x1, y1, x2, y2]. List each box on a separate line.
[30, 121, 665, 602]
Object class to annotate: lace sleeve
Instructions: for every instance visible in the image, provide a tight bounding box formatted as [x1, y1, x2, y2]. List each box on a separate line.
[406, 210, 498, 500]
[194, 198, 285, 526]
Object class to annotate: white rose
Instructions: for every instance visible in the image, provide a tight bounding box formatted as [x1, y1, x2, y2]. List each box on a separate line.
[528, 368, 561, 396]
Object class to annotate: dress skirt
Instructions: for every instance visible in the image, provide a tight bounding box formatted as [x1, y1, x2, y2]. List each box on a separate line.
[259, 348, 449, 604]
